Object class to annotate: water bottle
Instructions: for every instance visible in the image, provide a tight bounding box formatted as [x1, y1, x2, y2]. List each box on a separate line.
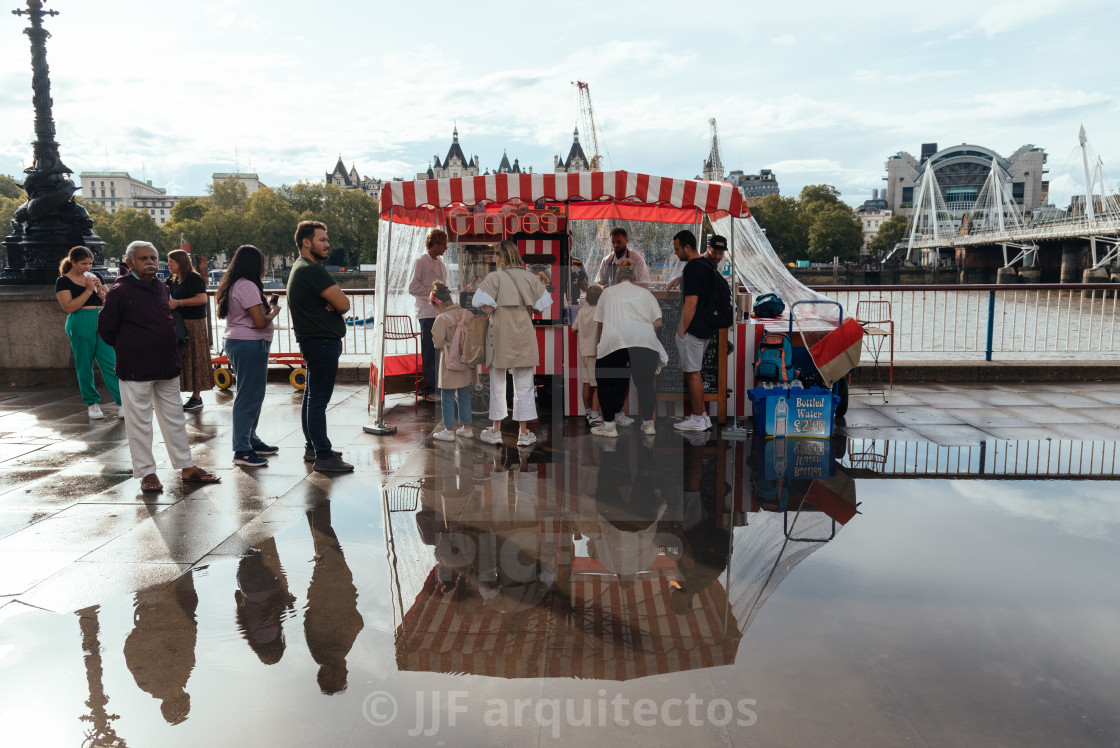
[773, 438, 787, 476]
[774, 396, 788, 437]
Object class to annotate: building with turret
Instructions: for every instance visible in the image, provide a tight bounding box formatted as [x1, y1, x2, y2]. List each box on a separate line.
[495, 152, 522, 174]
[554, 128, 591, 173]
[417, 127, 480, 180]
[325, 158, 382, 198]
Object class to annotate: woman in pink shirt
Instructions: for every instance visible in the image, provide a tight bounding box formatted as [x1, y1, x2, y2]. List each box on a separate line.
[216, 245, 281, 467]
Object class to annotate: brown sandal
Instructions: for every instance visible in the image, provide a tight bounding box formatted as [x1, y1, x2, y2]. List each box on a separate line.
[182, 467, 221, 484]
[140, 474, 163, 492]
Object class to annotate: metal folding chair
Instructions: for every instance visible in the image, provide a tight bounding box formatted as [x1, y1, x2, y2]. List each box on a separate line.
[855, 300, 893, 399]
[384, 315, 425, 409]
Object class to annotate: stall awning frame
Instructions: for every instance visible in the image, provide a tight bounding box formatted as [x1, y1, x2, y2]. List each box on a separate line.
[379, 170, 751, 225]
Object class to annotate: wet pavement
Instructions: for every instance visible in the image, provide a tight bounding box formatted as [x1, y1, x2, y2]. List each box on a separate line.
[1, 381, 1119, 746]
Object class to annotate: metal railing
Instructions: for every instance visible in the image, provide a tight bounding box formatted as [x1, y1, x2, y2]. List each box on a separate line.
[202, 284, 1120, 363]
[812, 284, 1120, 360]
[204, 289, 380, 360]
[844, 438, 1120, 478]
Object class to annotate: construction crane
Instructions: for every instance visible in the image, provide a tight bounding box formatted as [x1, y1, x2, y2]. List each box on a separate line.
[572, 80, 606, 172]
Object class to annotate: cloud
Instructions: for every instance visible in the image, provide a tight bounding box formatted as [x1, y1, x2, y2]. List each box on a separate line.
[773, 34, 795, 46]
[952, 479, 1120, 541]
[851, 68, 969, 86]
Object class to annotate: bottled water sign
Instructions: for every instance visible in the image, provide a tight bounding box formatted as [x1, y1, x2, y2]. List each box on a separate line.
[749, 385, 836, 439]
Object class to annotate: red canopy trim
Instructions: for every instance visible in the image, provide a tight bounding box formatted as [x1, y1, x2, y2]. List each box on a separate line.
[380, 170, 750, 223]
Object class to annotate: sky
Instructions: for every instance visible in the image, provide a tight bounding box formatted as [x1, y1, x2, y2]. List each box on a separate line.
[1, 0, 1118, 208]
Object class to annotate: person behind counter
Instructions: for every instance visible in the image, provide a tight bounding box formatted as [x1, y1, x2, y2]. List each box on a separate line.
[571, 284, 604, 426]
[597, 227, 650, 287]
[407, 229, 449, 403]
[666, 233, 728, 290]
[472, 239, 551, 448]
[54, 245, 121, 420]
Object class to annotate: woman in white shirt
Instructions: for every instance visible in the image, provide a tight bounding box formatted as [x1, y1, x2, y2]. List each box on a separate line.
[592, 258, 665, 438]
[471, 240, 551, 448]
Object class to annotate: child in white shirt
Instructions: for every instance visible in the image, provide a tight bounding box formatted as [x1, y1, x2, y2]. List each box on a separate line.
[571, 284, 604, 425]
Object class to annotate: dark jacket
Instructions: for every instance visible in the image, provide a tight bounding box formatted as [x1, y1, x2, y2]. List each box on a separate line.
[97, 274, 183, 381]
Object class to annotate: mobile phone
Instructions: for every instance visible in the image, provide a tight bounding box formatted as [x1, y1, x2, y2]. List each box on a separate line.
[269, 294, 279, 306]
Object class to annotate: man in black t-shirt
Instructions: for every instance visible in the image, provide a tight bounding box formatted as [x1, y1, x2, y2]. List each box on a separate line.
[671, 230, 712, 432]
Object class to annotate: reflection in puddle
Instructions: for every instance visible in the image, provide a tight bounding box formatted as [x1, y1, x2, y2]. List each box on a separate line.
[3, 429, 1120, 746]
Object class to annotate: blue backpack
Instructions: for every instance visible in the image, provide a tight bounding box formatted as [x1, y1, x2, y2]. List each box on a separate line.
[754, 331, 796, 383]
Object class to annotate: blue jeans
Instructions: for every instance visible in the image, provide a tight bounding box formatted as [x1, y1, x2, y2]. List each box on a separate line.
[441, 385, 473, 429]
[226, 338, 271, 453]
[299, 338, 342, 458]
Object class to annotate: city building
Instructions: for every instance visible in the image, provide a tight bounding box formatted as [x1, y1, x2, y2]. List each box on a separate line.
[325, 158, 382, 197]
[212, 172, 265, 195]
[554, 128, 591, 173]
[79, 171, 166, 214]
[883, 142, 1048, 218]
[417, 127, 480, 180]
[726, 169, 780, 205]
[495, 152, 523, 174]
[853, 189, 893, 255]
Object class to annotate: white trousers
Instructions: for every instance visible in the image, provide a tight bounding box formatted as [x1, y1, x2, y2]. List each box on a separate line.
[120, 378, 195, 478]
[488, 367, 537, 422]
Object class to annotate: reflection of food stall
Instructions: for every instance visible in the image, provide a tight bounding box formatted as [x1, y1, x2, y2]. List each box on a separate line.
[369, 171, 775, 427]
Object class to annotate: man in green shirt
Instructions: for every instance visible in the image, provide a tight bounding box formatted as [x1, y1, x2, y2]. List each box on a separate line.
[288, 220, 354, 472]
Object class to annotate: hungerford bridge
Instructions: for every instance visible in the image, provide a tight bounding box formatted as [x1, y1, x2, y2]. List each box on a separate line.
[890, 127, 1120, 284]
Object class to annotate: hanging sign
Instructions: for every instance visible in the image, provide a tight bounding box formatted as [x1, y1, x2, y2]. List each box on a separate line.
[446, 206, 564, 237]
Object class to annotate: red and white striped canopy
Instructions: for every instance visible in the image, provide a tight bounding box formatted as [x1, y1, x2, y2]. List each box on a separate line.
[380, 170, 750, 223]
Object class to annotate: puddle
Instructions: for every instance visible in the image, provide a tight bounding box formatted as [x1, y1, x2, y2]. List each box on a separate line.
[1, 431, 1118, 746]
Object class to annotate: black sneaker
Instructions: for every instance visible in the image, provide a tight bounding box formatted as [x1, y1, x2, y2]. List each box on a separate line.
[233, 451, 268, 467]
[304, 445, 343, 463]
[313, 454, 354, 473]
[183, 397, 203, 412]
[251, 442, 279, 455]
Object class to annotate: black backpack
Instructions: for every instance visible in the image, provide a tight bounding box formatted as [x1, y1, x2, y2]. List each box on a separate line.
[705, 261, 734, 329]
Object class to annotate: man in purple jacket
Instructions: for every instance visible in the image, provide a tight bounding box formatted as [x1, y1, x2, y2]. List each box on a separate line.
[98, 241, 220, 492]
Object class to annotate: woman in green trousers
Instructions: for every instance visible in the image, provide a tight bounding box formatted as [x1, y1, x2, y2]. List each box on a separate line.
[54, 246, 121, 420]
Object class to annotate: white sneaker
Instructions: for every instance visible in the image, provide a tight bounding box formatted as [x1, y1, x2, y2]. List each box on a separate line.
[424, 393, 441, 403]
[88, 404, 104, 420]
[432, 428, 456, 442]
[641, 419, 656, 435]
[456, 425, 473, 438]
[614, 413, 634, 427]
[479, 428, 503, 445]
[702, 413, 712, 430]
[517, 431, 537, 447]
[590, 421, 618, 438]
[673, 415, 708, 432]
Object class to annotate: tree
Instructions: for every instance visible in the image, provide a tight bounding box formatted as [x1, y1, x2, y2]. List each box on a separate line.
[868, 214, 910, 258]
[0, 174, 23, 200]
[171, 197, 207, 223]
[208, 178, 249, 211]
[275, 182, 328, 217]
[111, 208, 166, 257]
[751, 194, 805, 262]
[806, 205, 863, 263]
[321, 187, 378, 266]
[243, 187, 298, 267]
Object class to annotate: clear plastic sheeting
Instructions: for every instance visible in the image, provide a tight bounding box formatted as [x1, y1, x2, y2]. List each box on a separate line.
[726, 508, 838, 633]
[372, 220, 431, 367]
[569, 218, 700, 285]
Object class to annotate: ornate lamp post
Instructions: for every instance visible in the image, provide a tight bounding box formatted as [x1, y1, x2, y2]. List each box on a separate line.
[2, 0, 106, 285]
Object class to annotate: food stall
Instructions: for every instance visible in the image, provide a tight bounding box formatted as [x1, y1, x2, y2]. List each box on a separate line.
[367, 170, 840, 430]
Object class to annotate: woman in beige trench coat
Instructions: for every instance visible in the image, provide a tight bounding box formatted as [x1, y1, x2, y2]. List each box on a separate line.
[471, 240, 551, 447]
